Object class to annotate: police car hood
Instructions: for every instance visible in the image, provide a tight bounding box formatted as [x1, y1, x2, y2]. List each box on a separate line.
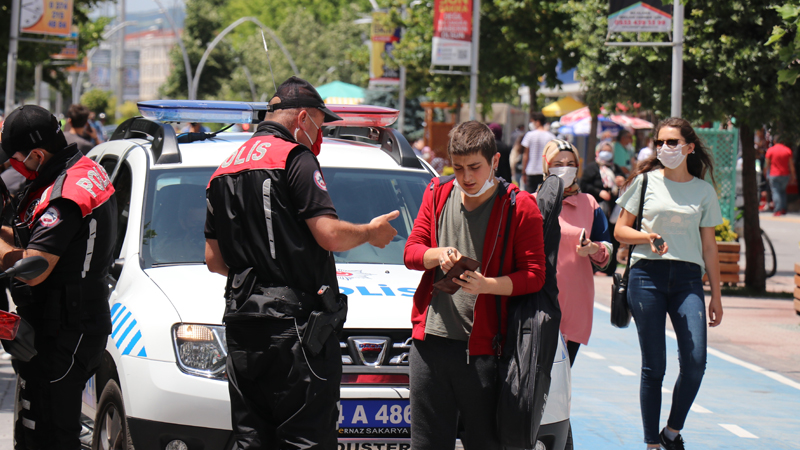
[143, 264, 419, 328]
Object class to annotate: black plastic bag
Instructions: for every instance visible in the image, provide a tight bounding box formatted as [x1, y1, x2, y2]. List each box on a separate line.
[496, 175, 563, 448]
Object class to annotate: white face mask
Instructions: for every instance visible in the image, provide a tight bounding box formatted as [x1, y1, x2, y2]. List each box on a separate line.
[657, 144, 686, 169]
[549, 166, 577, 187]
[455, 168, 496, 198]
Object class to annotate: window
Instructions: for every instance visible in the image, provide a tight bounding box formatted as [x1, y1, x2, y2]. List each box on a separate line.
[111, 162, 133, 260]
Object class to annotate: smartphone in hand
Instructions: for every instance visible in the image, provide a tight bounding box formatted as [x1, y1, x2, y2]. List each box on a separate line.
[652, 237, 665, 249]
[579, 228, 587, 247]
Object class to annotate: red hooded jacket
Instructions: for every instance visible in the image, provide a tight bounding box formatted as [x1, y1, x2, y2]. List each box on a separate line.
[403, 176, 546, 356]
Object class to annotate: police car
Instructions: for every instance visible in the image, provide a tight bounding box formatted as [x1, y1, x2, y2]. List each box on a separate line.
[79, 101, 571, 450]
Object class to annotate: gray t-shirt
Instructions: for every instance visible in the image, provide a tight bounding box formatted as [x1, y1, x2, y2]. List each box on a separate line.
[65, 132, 94, 155]
[616, 170, 723, 273]
[426, 187, 498, 341]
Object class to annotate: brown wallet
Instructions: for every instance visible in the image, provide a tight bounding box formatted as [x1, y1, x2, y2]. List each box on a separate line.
[433, 256, 481, 295]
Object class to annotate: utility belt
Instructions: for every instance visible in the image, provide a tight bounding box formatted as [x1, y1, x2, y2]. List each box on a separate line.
[11, 274, 111, 336]
[225, 268, 348, 356]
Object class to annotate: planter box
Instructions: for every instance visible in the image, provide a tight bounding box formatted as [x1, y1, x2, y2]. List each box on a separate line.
[716, 241, 741, 284]
[795, 263, 800, 316]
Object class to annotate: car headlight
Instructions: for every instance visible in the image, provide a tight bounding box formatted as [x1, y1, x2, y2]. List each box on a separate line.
[171, 324, 227, 379]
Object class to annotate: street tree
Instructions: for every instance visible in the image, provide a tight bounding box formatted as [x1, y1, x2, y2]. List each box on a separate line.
[160, 0, 241, 99]
[0, 0, 110, 108]
[385, 0, 576, 117]
[766, 1, 800, 85]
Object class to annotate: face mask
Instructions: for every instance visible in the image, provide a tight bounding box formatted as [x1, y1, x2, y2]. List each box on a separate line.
[597, 151, 614, 164]
[549, 166, 577, 187]
[295, 114, 323, 156]
[10, 152, 40, 180]
[657, 144, 686, 169]
[455, 168, 496, 198]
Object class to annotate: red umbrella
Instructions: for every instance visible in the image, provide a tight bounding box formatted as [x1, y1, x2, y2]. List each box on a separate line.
[609, 114, 654, 130]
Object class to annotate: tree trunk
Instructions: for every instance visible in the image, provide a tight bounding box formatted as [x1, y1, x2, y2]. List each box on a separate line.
[740, 123, 766, 291]
[587, 113, 599, 162]
[528, 61, 538, 117]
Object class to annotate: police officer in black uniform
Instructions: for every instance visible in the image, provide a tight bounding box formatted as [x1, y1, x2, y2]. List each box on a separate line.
[205, 77, 399, 450]
[0, 105, 117, 450]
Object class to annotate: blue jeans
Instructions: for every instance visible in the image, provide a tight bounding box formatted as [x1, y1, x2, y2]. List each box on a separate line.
[627, 259, 707, 444]
[769, 175, 790, 212]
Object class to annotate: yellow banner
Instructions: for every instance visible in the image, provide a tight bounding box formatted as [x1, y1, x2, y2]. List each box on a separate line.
[21, 0, 75, 37]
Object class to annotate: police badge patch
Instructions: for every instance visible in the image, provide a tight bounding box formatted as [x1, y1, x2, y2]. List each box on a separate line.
[39, 206, 61, 227]
[313, 170, 327, 191]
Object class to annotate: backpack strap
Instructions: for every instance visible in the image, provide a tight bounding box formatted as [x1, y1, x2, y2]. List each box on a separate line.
[493, 190, 516, 357]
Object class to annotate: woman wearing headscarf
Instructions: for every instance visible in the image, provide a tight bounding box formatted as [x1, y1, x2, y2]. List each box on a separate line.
[537, 139, 612, 365]
[580, 141, 627, 275]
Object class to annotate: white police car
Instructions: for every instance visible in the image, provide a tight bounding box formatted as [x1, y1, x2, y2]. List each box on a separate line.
[79, 101, 571, 450]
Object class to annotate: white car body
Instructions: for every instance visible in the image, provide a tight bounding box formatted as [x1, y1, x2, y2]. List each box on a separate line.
[79, 106, 570, 450]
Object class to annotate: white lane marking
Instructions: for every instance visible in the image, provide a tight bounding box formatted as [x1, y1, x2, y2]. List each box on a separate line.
[582, 351, 606, 360]
[690, 404, 712, 414]
[609, 366, 636, 376]
[719, 424, 758, 438]
[594, 302, 611, 313]
[663, 324, 800, 392]
[662, 387, 672, 394]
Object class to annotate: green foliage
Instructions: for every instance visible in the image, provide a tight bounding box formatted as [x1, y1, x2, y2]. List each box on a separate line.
[118, 101, 140, 123]
[363, 89, 425, 137]
[80, 89, 112, 114]
[0, 0, 109, 107]
[715, 218, 738, 242]
[160, 0, 242, 99]
[766, 2, 800, 85]
[385, 0, 576, 113]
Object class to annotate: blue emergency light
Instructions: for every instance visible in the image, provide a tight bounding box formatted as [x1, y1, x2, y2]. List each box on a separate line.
[137, 100, 270, 124]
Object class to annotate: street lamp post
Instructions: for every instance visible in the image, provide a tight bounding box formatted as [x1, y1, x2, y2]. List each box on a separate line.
[115, 0, 126, 122]
[152, 0, 195, 99]
[190, 17, 298, 100]
[468, 0, 480, 121]
[4, 0, 22, 115]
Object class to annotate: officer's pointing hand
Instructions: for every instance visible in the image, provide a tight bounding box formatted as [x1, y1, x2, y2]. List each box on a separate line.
[368, 210, 400, 249]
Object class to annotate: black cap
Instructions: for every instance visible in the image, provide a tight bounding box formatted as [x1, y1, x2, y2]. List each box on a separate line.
[0, 105, 66, 161]
[268, 76, 343, 123]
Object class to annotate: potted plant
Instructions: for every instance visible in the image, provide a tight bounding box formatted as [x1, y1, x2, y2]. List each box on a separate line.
[714, 218, 740, 284]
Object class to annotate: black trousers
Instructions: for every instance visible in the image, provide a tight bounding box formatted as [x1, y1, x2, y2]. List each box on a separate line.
[409, 336, 501, 450]
[226, 318, 341, 450]
[13, 330, 107, 450]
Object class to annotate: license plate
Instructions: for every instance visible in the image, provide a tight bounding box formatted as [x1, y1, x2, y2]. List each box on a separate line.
[338, 399, 411, 438]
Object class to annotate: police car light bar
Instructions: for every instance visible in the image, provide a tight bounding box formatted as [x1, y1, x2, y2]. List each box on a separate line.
[137, 101, 400, 127]
[137, 100, 269, 124]
[325, 105, 399, 127]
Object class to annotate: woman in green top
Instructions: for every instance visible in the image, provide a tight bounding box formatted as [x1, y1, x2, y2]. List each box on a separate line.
[615, 117, 723, 450]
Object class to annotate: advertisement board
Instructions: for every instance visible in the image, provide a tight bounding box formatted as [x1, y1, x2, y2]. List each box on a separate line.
[21, 0, 75, 37]
[370, 12, 401, 85]
[431, 0, 472, 67]
[608, 0, 671, 33]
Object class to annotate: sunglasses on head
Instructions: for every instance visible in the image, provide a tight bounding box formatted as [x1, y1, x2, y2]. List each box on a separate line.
[654, 139, 682, 148]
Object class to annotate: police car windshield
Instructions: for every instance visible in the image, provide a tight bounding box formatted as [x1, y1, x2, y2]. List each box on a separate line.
[324, 168, 431, 264]
[140, 167, 431, 267]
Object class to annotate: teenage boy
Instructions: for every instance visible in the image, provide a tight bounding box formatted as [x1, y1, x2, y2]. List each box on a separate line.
[403, 121, 546, 450]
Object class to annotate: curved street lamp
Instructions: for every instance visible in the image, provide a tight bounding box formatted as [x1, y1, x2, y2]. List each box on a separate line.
[190, 17, 299, 101]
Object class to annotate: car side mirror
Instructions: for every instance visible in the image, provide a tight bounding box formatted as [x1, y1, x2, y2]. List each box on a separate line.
[110, 258, 125, 279]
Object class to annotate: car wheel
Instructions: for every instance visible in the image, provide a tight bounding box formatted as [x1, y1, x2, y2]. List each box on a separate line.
[92, 380, 135, 450]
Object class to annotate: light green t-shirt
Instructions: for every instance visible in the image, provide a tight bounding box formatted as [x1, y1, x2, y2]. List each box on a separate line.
[616, 170, 723, 273]
[614, 141, 633, 169]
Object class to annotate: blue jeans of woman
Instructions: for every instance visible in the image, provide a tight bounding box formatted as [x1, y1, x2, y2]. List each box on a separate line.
[627, 259, 707, 444]
[769, 175, 790, 212]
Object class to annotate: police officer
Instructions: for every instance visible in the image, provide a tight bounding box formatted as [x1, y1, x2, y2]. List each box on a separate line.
[0, 105, 117, 449]
[205, 76, 398, 449]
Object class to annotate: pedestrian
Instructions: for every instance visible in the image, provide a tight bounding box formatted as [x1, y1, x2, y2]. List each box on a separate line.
[520, 112, 555, 193]
[509, 124, 526, 186]
[541, 139, 611, 365]
[64, 104, 99, 155]
[403, 121, 546, 450]
[488, 123, 512, 182]
[615, 117, 723, 450]
[0, 105, 117, 449]
[580, 141, 626, 276]
[204, 76, 399, 450]
[613, 129, 636, 175]
[764, 136, 796, 216]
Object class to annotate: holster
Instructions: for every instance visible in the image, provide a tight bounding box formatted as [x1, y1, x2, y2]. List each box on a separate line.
[301, 285, 348, 357]
[224, 268, 319, 321]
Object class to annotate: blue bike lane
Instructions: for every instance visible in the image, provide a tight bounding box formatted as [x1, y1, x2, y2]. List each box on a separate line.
[570, 302, 800, 450]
